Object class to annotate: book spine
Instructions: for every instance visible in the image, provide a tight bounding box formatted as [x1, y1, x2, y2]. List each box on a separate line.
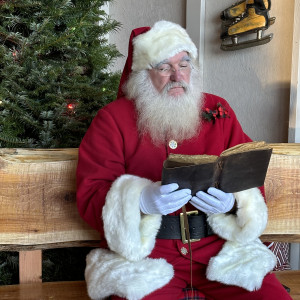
[212, 159, 223, 189]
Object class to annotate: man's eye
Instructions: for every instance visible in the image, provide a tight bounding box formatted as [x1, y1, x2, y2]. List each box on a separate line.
[180, 63, 189, 69]
[159, 65, 170, 72]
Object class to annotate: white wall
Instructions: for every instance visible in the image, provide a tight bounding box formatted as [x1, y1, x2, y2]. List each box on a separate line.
[109, 0, 293, 143]
[199, 0, 293, 143]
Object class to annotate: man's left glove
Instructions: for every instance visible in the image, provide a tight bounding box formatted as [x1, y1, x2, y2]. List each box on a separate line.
[190, 187, 235, 215]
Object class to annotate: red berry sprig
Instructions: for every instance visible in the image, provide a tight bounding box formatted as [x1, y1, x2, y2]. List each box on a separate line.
[202, 102, 229, 123]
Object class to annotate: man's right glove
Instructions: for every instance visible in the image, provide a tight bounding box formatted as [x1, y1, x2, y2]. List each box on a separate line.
[139, 182, 192, 215]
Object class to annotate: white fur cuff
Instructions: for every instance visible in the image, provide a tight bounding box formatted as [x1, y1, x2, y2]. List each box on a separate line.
[207, 188, 268, 243]
[85, 248, 174, 300]
[206, 239, 277, 291]
[103, 174, 162, 261]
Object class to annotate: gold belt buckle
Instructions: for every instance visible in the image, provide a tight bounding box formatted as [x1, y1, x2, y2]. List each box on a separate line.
[179, 210, 201, 244]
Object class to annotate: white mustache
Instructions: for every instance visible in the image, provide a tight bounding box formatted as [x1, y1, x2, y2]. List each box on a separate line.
[165, 81, 188, 92]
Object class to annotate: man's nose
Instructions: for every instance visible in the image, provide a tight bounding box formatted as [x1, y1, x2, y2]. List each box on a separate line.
[170, 69, 183, 81]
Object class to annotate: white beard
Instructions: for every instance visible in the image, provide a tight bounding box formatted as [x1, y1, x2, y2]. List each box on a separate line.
[124, 66, 204, 146]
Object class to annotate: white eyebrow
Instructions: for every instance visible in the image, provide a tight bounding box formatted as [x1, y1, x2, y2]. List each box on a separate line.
[181, 55, 191, 62]
[154, 55, 191, 68]
[154, 59, 169, 68]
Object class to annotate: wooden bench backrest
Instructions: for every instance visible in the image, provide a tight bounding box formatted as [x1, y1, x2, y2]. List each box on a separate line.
[1, 144, 300, 249]
[0, 144, 299, 283]
[0, 148, 100, 251]
[0, 144, 300, 250]
[262, 143, 300, 242]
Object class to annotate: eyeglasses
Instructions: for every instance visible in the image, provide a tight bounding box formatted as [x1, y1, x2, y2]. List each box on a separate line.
[152, 61, 191, 77]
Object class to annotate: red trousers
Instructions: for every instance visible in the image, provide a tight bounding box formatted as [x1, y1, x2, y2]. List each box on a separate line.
[111, 238, 292, 300]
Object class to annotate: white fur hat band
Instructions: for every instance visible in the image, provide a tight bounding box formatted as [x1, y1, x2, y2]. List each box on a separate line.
[131, 20, 198, 71]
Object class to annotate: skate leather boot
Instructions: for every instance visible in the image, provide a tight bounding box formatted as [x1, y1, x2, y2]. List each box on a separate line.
[220, 0, 247, 21]
[220, 0, 275, 27]
[221, 0, 274, 21]
[220, 0, 275, 51]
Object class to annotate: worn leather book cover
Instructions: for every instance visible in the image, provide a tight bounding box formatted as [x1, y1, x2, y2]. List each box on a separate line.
[161, 141, 273, 194]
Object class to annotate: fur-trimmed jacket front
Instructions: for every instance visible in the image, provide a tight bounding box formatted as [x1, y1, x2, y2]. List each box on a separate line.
[77, 94, 276, 300]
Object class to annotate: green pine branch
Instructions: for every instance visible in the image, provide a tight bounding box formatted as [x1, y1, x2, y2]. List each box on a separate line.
[0, 0, 122, 148]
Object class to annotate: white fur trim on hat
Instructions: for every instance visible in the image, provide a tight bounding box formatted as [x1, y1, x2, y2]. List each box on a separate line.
[103, 174, 162, 261]
[132, 20, 198, 71]
[207, 187, 268, 244]
[85, 248, 174, 300]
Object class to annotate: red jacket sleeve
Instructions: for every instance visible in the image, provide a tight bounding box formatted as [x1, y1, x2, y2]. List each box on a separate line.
[76, 108, 126, 235]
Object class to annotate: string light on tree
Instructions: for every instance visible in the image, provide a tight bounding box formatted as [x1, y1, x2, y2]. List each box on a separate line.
[11, 49, 19, 60]
[67, 103, 75, 110]
[66, 99, 77, 114]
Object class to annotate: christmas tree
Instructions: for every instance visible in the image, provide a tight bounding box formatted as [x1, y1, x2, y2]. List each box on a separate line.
[0, 0, 121, 148]
[0, 0, 121, 284]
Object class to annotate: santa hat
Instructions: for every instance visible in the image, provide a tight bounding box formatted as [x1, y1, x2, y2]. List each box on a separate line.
[132, 20, 198, 71]
[117, 20, 197, 98]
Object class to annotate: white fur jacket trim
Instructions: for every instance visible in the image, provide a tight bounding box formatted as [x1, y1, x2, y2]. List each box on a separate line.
[85, 248, 174, 300]
[103, 174, 162, 261]
[207, 188, 268, 244]
[208, 188, 268, 243]
[85, 174, 174, 300]
[206, 238, 277, 291]
[206, 187, 277, 291]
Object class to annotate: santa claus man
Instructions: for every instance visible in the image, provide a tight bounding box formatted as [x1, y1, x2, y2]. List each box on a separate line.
[76, 20, 291, 300]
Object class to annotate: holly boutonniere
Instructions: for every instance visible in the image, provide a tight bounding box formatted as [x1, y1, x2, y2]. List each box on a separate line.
[202, 102, 230, 124]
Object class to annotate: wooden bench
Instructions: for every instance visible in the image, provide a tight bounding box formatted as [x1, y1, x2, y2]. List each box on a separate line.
[261, 143, 300, 299]
[0, 144, 299, 299]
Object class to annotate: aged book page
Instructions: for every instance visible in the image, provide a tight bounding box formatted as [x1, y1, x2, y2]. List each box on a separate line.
[165, 141, 271, 166]
[162, 141, 272, 193]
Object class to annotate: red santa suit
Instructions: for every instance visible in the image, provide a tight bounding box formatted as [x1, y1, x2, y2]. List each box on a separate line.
[76, 21, 290, 300]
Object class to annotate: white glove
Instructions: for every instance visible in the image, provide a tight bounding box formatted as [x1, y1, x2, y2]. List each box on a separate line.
[190, 187, 235, 215]
[140, 182, 192, 215]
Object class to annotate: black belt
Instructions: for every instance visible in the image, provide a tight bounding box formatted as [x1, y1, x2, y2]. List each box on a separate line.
[156, 210, 214, 244]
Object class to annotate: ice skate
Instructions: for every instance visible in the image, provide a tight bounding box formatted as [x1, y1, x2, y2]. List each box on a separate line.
[220, 0, 275, 26]
[220, 3, 274, 51]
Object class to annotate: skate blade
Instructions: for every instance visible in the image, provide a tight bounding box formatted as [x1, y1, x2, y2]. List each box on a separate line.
[220, 33, 273, 51]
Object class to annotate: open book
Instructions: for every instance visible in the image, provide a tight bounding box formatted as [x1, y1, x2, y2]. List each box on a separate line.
[161, 141, 272, 194]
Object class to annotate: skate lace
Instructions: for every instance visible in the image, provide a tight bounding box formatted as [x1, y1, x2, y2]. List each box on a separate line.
[231, 12, 246, 24]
